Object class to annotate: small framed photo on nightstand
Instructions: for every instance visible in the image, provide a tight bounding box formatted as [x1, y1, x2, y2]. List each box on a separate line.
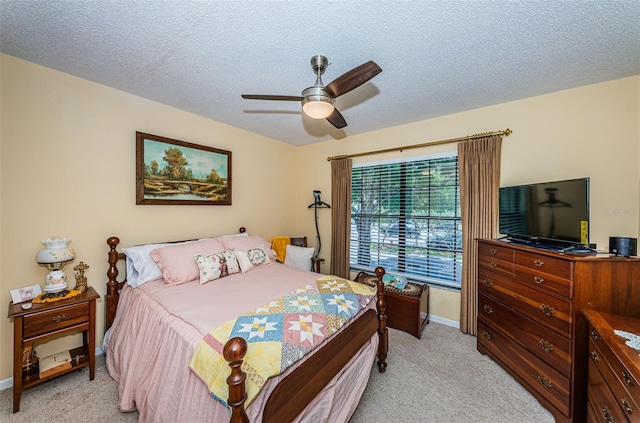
[10, 284, 42, 304]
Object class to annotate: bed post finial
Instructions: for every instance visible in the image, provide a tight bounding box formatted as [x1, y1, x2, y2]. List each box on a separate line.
[374, 266, 388, 372]
[224, 337, 249, 423]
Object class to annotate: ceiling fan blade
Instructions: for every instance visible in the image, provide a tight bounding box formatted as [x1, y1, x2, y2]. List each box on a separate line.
[241, 94, 303, 101]
[325, 61, 382, 98]
[326, 108, 347, 129]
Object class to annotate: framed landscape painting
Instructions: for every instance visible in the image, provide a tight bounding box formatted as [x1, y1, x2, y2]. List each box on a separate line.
[136, 132, 232, 205]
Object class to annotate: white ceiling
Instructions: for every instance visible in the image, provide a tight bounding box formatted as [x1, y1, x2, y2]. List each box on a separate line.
[1, 1, 639, 146]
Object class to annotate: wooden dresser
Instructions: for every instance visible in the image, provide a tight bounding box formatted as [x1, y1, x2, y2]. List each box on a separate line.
[584, 310, 640, 423]
[476, 239, 640, 423]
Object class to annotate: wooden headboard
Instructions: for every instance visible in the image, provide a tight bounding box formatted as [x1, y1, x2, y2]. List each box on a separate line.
[105, 227, 247, 332]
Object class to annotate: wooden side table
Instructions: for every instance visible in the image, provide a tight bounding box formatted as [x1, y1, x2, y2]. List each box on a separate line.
[7, 287, 99, 413]
[311, 257, 324, 273]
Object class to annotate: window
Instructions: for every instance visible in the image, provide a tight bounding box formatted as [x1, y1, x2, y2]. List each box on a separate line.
[350, 153, 462, 290]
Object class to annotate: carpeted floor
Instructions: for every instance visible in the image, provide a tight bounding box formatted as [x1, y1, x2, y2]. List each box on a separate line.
[1, 322, 554, 422]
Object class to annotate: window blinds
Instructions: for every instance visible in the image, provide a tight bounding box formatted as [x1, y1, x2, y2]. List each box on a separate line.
[350, 155, 462, 289]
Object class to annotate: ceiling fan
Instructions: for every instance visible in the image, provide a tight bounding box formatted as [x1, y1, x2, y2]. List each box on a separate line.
[241, 55, 382, 129]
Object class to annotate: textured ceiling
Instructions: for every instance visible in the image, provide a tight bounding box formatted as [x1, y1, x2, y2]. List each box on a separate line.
[1, 1, 639, 146]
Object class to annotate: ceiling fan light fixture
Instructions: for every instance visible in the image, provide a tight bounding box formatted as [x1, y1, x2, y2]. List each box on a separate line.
[302, 97, 334, 119]
[301, 86, 335, 119]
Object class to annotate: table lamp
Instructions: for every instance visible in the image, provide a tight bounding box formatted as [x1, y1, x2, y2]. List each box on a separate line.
[35, 237, 75, 294]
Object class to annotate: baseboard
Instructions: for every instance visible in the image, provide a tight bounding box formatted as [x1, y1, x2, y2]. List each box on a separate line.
[0, 376, 12, 391]
[428, 313, 460, 329]
[0, 346, 105, 391]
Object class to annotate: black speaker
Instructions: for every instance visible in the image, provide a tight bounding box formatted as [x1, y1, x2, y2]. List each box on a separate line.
[609, 237, 637, 257]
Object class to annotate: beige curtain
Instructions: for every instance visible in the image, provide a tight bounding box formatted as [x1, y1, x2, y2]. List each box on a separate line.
[330, 158, 352, 278]
[458, 136, 502, 335]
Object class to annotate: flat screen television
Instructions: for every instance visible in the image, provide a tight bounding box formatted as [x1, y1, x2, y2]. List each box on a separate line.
[498, 177, 590, 250]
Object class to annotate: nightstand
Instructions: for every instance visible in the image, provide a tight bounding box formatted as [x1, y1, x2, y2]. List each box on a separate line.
[311, 257, 324, 273]
[7, 287, 99, 413]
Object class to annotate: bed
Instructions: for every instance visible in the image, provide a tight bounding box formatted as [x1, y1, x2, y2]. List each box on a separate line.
[104, 230, 388, 423]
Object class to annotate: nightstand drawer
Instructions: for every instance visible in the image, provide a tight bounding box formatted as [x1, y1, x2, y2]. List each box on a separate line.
[23, 303, 90, 339]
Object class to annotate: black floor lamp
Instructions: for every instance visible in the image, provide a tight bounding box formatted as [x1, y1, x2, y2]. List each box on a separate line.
[308, 190, 330, 258]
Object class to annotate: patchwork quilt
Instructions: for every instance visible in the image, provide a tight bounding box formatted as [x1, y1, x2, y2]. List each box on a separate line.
[189, 275, 377, 408]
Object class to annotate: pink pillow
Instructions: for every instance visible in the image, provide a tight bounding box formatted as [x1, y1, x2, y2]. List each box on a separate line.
[150, 238, 225, 286]
[219, 235, 276, 261]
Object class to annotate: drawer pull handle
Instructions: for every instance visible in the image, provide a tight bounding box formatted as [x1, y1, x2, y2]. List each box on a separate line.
[483, 278, 493, 287]
[533, 276, 544, 284]
[483, 304, 493, 314]
[533, 259, 544, 267]
[490, 261, 497, 268]
[489, 248, 497, 255]
[590, 351, 599, 363]
[602, 407, 613, 423]
[539, 339, 554, 353]
[481, 330, 492, 340]
[537, 374, 552, 390]
[591, 329, 601, 342]
[52, 314, 66, 323]
[539, 304, 555, 317]
[622, 371, 635, 387]
[621, 398, 633, 415]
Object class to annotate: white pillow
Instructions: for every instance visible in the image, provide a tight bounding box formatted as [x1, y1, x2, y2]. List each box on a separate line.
[123, 241, 192, 287]
[235, 244, 272, 273]
[284, 244, 315, 271]
[195, 249, 240, 284]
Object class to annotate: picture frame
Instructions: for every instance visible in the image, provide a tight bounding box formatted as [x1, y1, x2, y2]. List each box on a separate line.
[10, 284, 42, 304]
[136, 132, 232, 205]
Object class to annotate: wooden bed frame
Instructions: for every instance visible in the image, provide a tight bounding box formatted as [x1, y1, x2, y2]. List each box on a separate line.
[105, 233, 388, 423]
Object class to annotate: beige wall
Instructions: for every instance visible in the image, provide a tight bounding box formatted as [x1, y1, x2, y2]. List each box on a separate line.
[0, 55, 298, 381]
[1, 53, 638, 382]
[296, 76, 640, 325]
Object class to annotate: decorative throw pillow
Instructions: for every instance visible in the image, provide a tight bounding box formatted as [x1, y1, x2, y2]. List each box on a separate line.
[149, 238, 225, 286]
[235, 244, 272, 273]
[195, 249, 240, 284]
[219, 235, 277, 261]
[284, 244, 315, 271]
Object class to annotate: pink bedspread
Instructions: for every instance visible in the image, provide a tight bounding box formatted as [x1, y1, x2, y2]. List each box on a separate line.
[106, 262, 378, 423]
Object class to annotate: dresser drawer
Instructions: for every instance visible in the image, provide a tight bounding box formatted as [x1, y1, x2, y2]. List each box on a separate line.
[514, 265, 572, 299]
[477, 267, 512, 292]
[478, 319, 571, 416]
[479, 293, 571, 376]
[587, 359, 631, 423]
[478, 257, 513, 279]
[23, 303, 90, 339]
[589, 331, 639, 417]
[478, 268, 572, 337]
[514, 250, 572, 279]
[478, 242, 513, 262]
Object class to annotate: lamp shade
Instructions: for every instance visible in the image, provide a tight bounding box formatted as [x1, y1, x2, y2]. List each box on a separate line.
[35, 237, 75, 264]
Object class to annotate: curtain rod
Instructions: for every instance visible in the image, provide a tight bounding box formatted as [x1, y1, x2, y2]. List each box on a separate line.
[326, 128, 512, 161]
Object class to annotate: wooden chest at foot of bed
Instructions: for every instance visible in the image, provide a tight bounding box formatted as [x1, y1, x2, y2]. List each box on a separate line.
[384, 283, 429, 338]
[354, 272, 429, 339]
